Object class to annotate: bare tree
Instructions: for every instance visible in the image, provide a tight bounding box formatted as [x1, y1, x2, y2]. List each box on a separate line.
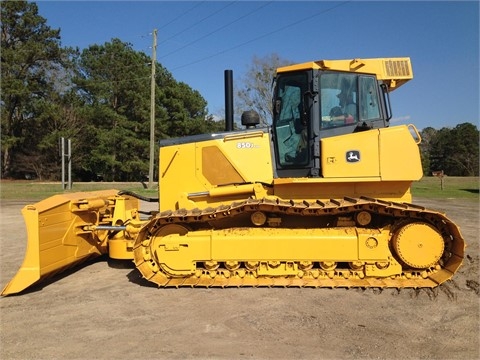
[235, 53, 292, 126]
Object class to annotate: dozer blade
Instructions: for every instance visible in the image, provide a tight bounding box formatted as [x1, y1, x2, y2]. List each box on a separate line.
[1, 189, 126, 296]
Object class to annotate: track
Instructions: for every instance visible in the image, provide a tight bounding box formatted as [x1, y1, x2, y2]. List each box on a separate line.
[133, 197, 465, 289]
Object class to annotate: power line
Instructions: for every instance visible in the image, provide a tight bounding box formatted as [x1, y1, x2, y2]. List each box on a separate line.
[158, 1, 237, 47]
[68, 2, 351, 90]
[157, 1, 206, 32]
[159, 2, 273, 60]
[171, 1, 351, 71]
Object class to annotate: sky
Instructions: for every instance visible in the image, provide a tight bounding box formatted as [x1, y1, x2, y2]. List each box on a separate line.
[35, 0, 479, 130]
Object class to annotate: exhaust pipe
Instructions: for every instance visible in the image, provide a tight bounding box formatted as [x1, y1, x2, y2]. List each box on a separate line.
[224, 69, 234, 131]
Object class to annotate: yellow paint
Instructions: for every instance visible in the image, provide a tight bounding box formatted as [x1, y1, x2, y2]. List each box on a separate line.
[159, 130, 274, 211]
[1, 190, 140, 295]
[277, 57, 413, 91]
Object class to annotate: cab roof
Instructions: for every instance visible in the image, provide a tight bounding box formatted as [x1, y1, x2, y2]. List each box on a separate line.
[276, 57, 413, 92]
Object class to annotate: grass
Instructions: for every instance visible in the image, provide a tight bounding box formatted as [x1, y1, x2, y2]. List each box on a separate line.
[411, 176, 479, 200]
[0, 181, 158, 201]
[0, 177, 478, 201]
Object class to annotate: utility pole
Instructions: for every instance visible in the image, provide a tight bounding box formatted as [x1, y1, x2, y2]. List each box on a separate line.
[148, 28, 157, 189]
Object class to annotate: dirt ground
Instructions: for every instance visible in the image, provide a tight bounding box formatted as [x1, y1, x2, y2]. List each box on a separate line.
[0, 197, 478, 360]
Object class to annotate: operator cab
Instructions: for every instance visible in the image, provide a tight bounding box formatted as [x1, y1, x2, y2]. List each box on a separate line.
[272, 68, 391, 178]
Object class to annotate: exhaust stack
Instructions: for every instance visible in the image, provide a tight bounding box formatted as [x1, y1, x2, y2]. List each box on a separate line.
[224, 69, 234, 131]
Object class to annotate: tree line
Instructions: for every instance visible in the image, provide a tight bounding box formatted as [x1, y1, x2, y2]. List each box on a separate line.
[1, 2, 478, 181]
[1, 1, 224, 181]
[419, 123, 479, 176]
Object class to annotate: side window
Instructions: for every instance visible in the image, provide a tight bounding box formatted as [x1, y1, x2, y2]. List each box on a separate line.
[273, 74, 309, 167]
[359, 76, 380, 121]
[320, 73, 358, 129]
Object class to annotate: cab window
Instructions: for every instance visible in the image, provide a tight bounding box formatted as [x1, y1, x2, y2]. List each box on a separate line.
[359, 76, 381, 121]
[320, 73, 358, 129]
[273, 73, 309, 167]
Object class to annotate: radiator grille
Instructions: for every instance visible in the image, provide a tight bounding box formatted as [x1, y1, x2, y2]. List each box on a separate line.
[384, 59, 411, 78]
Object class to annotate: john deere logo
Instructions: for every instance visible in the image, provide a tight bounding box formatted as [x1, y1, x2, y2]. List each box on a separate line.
[346, 150, 360, 163]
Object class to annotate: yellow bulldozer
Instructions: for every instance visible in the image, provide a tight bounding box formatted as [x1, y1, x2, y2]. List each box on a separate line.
[2, 57, 465, 296]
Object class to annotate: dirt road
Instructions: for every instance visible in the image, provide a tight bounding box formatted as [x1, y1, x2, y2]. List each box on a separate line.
[1, 198, 478, 359]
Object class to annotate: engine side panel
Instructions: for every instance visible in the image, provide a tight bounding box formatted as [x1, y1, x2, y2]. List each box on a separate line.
[159, 129, 274, 211]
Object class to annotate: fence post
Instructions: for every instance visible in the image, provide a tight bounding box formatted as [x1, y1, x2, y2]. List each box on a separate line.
[432, 170, 445, 190]
[60, 137, 72, 190]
